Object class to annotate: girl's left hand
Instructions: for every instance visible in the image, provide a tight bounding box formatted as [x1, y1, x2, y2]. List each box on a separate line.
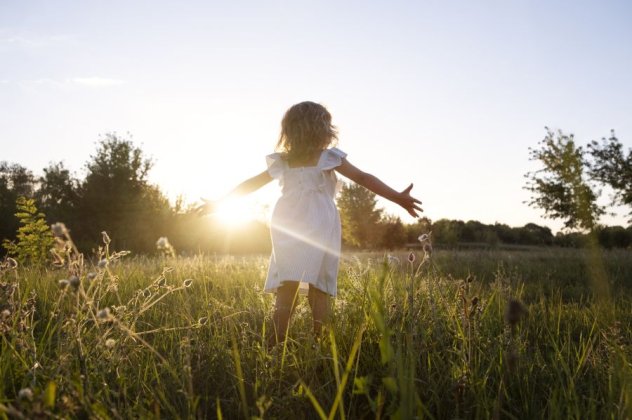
[396, 184, 423, 218]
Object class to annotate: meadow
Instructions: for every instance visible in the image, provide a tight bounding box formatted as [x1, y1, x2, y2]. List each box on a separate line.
[1, 243, 631, 419]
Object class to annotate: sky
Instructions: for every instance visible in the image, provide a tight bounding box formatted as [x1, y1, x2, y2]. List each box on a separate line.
[1, 0, 631, 232]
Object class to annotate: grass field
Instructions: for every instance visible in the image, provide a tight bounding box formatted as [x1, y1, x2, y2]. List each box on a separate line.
[1, 246, 631, 418]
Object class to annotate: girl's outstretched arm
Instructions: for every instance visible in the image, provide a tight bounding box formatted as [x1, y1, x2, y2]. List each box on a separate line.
[225, 170, 273, 196]
[197, 170, 272, 214]
[335, 159, 423, 218]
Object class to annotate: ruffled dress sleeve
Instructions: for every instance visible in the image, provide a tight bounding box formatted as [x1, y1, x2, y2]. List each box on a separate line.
[319, 147, 347, 170]
[266, 153, 285, 179]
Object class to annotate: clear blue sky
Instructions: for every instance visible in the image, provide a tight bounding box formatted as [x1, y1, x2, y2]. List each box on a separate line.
[1, 0, 631, 231]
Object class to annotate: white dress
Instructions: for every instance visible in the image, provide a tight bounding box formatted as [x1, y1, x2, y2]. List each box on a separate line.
[264, 147, 347, 296]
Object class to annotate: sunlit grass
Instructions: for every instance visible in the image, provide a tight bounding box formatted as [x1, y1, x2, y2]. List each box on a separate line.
[0, 248, 630, 418]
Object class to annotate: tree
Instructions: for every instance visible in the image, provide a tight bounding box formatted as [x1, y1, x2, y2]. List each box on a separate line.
[588, 131, 632, 222]
[525, 128, 603, 231]
[337, 182, 382, 248]
[0, 162, 36, 245]
[379, 215, 407, 249]
[74, 133, 171, 252]
[35, 162, 79, 226]
[432, 219, 463, 246]
[2, 197, 54, 265]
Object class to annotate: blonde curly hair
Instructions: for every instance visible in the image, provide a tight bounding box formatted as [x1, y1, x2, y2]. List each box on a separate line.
[276, 101, 338, 162]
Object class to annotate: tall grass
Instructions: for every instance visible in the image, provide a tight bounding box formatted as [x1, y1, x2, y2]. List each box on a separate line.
[0, 247, 631, 418]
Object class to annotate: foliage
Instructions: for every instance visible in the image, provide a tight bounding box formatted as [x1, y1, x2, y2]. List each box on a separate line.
[35, 162, 79, 227]
[73, 133, 172, 252]
[378, 215, 407, 249]
[337, 182, 382, 248]
[0, 162, 36, 243]
[588, 130, 632, 221]
[0, 247, 631, 418]
[525, 128, 604, 231]
[2, 196, 54, 265]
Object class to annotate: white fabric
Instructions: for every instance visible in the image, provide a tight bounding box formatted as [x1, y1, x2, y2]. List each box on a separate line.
[264, 147, 347, 296]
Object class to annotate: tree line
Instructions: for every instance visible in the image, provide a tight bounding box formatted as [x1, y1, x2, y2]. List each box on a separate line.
[1, 132, 631, 260]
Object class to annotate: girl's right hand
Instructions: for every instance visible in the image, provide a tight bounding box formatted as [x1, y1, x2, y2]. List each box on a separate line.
[195, 198, 216, 216]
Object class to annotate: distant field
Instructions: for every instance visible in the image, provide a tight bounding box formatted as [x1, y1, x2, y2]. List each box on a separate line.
[1, 248, 631, 418]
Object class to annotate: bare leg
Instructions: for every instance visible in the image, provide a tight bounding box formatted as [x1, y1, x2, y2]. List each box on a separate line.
[308, 285, 330, 338]
[269, 281, 300, 347]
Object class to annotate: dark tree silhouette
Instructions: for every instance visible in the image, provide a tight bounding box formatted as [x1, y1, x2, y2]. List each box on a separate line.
[73, 133, 171, 252]
[35, 162, 80, 227]
[0, 162, 36, 244]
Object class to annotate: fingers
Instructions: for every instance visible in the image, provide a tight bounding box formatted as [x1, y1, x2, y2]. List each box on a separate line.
[402, 183, 413, 194]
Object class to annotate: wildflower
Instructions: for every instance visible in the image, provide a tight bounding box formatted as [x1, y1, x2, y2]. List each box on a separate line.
[51, 222, 67, 238]
[505, 299, 527, 326]
[87, 272, 97, 281]
[98, 259, 108, 269]
[198, 316, 208, 325]
[69, 276, 80, 289]
[418, 233, 429, 243]
[58, 279, 70, 289]
[97, 307, 111, 320]
[407, 252, 416, 263]
[18, 388, 33, 401]
[6, 257, 18, 269]
[142, 289, 151, 298]
[387, 255, 400, 265]
[466, 274, 474, 283]
[105, 338, 116, 349]
[157, 278, 166, 287]
[156, 237, 169, 249]
[183, 279, 193, 288]
[101, 231, 111, 245]
[1, 309, 10, 319]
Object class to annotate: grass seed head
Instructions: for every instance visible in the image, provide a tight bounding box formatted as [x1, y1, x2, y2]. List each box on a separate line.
[101, 231, 111, 245]
[69, 276, 80, 289]
[18, 387, 33, 401]
[58, 279, 70, 289]
[51, 222, 67, 238]
[1, 309, 10, 319]
[183, 279, 193, 288]
[5, 257, 18, 270]
[408, 252, 416, 263]
[98, 259, 108, 269]
[105, 338, 116, 349]
[97, 307, 111, 320]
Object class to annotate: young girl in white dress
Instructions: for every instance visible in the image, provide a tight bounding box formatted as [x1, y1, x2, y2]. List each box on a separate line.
[202, 101, 422, 345]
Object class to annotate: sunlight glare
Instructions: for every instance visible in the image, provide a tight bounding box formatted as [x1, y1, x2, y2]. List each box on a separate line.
[213, 198, 257, 227]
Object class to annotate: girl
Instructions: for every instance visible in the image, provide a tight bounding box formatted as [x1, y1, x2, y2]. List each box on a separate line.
[201, 101, 422, 345]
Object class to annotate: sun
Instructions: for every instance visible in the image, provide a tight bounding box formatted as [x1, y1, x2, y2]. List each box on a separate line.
[212, 198, 259, 227]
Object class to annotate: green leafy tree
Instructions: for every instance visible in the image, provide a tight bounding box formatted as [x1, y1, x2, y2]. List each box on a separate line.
[525, 128, 603, 231]
[74, 133, 171, 252]
[432, 219, 463, 247]
[2, 196, 54, 265]
[337, 182, 382, 248]
[379, 215, 407, 249]
[588, 131, 632, 222]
